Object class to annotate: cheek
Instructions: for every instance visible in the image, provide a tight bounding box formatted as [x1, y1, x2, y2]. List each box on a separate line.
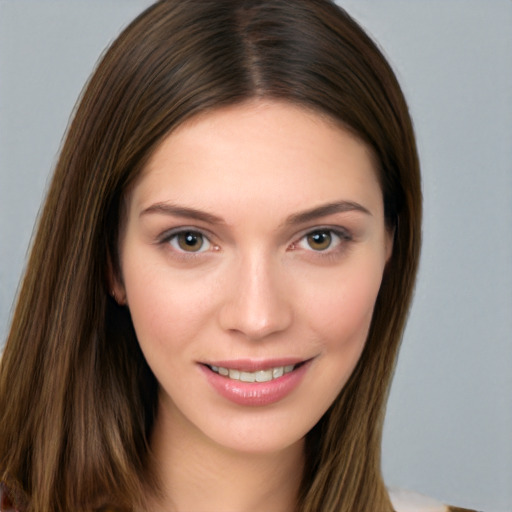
[281, 258, 385, 429]
[121, 254, 218, 356]
[303, 257, 384, 354]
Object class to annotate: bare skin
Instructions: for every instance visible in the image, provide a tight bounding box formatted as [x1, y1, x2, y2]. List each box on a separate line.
[146, 395, 304, 512]
[114, 100, 392, 511]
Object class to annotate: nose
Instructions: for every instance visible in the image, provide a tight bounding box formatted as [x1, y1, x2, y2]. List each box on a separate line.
[218, 253, 293, 340]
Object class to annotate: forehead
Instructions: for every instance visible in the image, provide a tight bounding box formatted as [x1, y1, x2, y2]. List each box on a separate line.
[129, 100, 382, 219]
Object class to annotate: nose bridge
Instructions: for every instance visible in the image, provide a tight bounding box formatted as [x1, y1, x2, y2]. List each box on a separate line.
[219, 246, 292, 340]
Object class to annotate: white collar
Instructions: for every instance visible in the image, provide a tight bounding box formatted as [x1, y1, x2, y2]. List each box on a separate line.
[388, 488, 448, 512]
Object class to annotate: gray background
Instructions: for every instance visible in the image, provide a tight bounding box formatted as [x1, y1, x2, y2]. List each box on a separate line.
[1, 1, 511, 511]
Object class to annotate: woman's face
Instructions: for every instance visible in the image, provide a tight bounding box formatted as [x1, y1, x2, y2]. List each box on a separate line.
[114, 100, 392, 454]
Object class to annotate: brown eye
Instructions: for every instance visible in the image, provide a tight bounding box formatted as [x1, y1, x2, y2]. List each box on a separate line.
[173, 231, 209, 252]
[306, 230, 332, 251]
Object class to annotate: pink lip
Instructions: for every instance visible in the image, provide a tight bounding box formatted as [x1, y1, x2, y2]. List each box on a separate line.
[199, 358, 312, 407]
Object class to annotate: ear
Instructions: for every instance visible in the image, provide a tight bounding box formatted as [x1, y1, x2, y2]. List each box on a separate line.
[106, 250, 127, 306]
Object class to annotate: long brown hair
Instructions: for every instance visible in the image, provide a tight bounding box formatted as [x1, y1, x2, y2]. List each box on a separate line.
[0, 1, 421, 511]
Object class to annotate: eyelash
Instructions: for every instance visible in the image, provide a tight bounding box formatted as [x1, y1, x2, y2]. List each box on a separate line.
[290, 227, 352, 257]
[158, 228, 217, 256]
[158, 226, 352, 258]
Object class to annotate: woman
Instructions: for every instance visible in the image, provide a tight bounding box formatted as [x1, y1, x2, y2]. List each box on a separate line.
[0, 1, 476, 511]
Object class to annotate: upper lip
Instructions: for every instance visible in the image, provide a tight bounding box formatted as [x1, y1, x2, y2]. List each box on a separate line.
[201, 357, 311, 372]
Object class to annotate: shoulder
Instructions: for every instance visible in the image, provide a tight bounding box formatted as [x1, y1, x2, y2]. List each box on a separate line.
[389, 488, 448, 512]
[388, 488, 480, 512]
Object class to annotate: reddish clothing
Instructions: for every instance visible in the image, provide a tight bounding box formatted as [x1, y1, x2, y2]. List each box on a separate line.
[0, 481, 25, 512]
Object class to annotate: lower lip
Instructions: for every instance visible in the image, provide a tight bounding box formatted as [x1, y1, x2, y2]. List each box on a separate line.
[200, 361, 311, 407]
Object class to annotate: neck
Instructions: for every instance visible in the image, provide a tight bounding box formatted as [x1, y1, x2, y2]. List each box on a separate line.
[145, 404, 305, 512]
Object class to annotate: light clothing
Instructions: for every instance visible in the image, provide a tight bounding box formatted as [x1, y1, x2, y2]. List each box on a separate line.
[389, 488, 449, 512]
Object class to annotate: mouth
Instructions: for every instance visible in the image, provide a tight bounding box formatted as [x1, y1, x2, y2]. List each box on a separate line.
[206, 363, 299, 383]
[203, 358, 311, 383]
[200, 358, 312, 406]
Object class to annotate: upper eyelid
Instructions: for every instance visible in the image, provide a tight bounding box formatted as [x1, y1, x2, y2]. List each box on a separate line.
[295, 225, 352, 241]
[157, 226, 214, 243]
[158, 228, 217, 257]
[289, 227, 353, 255]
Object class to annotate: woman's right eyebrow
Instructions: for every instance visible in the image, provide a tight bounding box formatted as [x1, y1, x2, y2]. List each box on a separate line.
[139, 202, 226, 224]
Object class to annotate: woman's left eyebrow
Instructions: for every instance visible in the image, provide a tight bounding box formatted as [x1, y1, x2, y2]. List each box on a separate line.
[284, 200, 371, 226]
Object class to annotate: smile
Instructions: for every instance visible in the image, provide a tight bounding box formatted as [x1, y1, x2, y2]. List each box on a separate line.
[201, 359, 312, 406]
[208, 364, 296, 383]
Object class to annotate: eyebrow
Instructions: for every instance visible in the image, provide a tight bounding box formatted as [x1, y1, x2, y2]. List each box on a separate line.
[140, 203, 225, 224]
[139, 200, 371, 225]
[284, 200, 371, 226]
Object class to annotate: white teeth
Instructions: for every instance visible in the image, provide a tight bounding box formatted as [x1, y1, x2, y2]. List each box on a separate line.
[255, 369, 273, 382]
[210, 364, 297, 382]
[272, 367, 284, 378]
[240, 371, 256, 382]
[228, 369, 240, 379]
